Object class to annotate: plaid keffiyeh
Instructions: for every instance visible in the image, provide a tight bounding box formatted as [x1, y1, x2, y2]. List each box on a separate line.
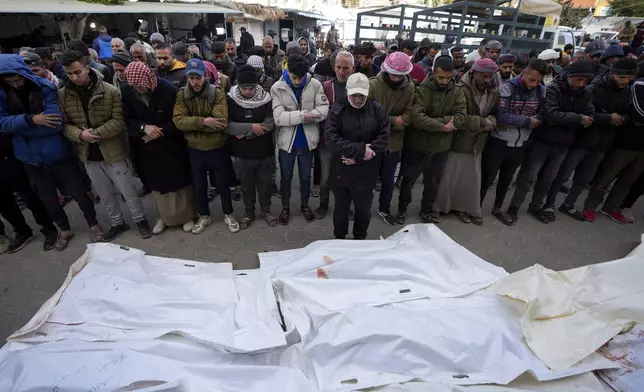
[124, 61, 157, 91]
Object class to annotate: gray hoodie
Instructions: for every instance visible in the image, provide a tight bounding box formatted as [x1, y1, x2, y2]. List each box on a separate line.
[297, 36, 317, 66]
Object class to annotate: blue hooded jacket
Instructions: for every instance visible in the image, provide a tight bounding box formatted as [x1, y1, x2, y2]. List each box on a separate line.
[0, 54, 74, 165]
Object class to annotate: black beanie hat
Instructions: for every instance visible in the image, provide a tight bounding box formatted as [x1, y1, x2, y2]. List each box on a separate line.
[111, 50, 132, 67]
[433, 53, 454, 72]
[564, 59, 595, 79]
[611, 57, 638, 76]
[238, 64, 259, 87]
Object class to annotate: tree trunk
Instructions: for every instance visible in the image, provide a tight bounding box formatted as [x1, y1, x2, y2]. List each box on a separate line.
[56, 13, 89, 43]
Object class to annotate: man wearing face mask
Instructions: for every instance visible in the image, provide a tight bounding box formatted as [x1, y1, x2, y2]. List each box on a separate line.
[225, 65, 276, 229]
[582, 58, 641, 224]
[435, 58, 499, 226]
[538, 49, 560, 85]
[154, 42, 187, 89]
[497, 53, 516, 85]
[481, 59, 548, 226]
[314, 51, 354, 219]
[508, 60, 595, 224]
[368, 52, 414, 226]
[398, 54, 466, 224]
[271, 54, 329, 225]
[122, 61, 195, 235]
[325, 73, 390, 239]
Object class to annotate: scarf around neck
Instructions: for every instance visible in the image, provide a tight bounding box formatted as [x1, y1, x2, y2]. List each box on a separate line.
[228, 85, 272, 109]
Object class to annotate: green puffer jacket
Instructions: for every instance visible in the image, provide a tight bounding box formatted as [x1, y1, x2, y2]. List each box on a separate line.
[368, 72, 414, 152]
[450, 72, 499, 154]
[59, 69, 127, 164]
[409, 75, 466, 154]
[173, 82, 228, 151]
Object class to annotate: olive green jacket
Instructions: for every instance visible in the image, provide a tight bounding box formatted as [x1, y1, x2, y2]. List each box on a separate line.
[450, 72, 499, 155]
[409, 75, 466, 154]
[59, 70, 127, 164]
[368, 72, 414, 152]
[173, 82, 228, 151]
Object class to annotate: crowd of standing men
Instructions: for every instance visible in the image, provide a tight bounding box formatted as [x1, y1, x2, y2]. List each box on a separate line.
[1, 25, 644, 254]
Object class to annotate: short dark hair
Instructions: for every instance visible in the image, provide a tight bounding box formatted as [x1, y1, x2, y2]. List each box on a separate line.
[33, 47, 53, 61]
[450, 46, 464, 55]
[429, 43, 441, 51]
[358, 42, 377, 57]
[67, 40, 89, 57]
[155, 42, 172, 51]
[564, 44, 574, 51]
[287, 53, 309, 78]
[400, 40, 417, 51]
[325, 42, 337, 52]
[211, 41, 226, 54]
[60, 50, 86, 67]
[224, 38, 236, 46]
[526, 58, 549, 76]
[433, 55, 454, 72]
[479, 39, 489, 48]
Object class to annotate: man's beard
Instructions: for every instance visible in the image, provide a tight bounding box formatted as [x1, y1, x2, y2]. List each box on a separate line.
[476, 82, 490, 90]
[435, 80, 449, 91]
[500, 72, 511, 79]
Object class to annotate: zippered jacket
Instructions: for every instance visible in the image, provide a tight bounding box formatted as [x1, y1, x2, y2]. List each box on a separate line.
[493, 75, 544, 148]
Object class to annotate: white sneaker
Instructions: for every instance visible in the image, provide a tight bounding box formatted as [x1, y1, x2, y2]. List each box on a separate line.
[224, 214, 240, 233]
[192, 215, 212, 234]
[182, 219, 195, 233]
[0, 235, 10, 255]
[152, 219, 167, 235]
[622, 208, 636, 223]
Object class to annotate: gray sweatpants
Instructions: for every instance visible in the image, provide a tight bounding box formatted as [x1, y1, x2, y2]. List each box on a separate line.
[85, 159, 146, 226]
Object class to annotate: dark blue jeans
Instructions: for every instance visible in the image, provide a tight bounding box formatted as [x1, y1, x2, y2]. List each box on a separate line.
[545, 148, 605, 210]
[279, 148, 313, 209]
[188, 147, 233, 216]
[378, 150, 401, 214]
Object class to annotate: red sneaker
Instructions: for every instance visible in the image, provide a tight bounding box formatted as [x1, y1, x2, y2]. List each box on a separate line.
[583, 209, 595, 222]
[601, 209, 627, 225]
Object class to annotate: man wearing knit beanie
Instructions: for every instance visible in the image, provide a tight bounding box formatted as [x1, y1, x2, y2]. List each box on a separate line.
[111, 50, 132, 90]
[150, 32, 165, 46]
[398, 53, 466, 224]
[368, 51, 414, 225]
[508, 60, 595, 224]
[497, 53, 516, 84]
[601, 43, 624, 67]
[581, 57, 641, 224]
[224, 64, 275, 229]
[246, 54, 274, 91]
[435, 57, 499, 226]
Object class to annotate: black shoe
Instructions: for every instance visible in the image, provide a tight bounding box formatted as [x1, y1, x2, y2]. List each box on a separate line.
[558, 204, 586, 221]
[507, 207, 519, 224]
[395, 209, 407, 224]
[42, 229, 59, 251]
[315, 206, 328, 220]
[278, 208, 290, 225]
[420, 211, 441, 224]
[102, 223, 130, 242]
[492, 208, 514, 226]
[378, 211, 397, 226]
[7, 232, 34, 253]
[528, 207, 550, 224]
[301, 206, 315, 222]
[136, 220, 153, 239]
[348, 209, 355, 221]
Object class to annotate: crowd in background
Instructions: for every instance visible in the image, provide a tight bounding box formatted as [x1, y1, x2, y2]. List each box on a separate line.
[0, 23, 643, 254]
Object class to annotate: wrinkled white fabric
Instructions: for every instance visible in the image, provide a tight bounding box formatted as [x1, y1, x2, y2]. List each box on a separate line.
[488, 250, 644, 370]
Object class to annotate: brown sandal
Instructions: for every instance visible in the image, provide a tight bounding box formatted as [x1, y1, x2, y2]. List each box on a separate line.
[239, 214, 254, 230]
[55, 232, 75, 251]
[262, 213, 279, 227]
[455, 211, 472, 224]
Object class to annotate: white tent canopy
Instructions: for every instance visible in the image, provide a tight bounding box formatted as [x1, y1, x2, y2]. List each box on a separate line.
[1, 0, 241, 14]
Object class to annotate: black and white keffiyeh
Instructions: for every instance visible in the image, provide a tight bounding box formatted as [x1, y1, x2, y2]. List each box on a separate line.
[228, 85, 272, 109]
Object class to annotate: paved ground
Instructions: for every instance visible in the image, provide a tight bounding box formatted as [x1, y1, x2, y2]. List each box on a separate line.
[1, 182, 643, 342]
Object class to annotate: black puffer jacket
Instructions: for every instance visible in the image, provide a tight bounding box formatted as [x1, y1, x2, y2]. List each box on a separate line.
[324, 98, 390, 189]
[613, 79, 644, 151]
[574, 73, 631, 151]
[537, 74, 595, 147]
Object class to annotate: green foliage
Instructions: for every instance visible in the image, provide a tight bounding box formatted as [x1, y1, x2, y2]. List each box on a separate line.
[555, 0, 588, 29]
[78, 0, 125, 5]
[609, 0, 644, 17]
